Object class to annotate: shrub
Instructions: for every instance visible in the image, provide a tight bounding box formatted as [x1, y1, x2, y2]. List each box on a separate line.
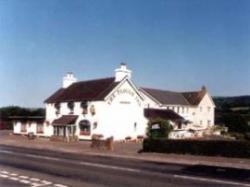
[143, 139, 250, 158]
[147, 118, 172, 139]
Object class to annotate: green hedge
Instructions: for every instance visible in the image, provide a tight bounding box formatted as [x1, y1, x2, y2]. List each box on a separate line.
[143, 139, 250, 158]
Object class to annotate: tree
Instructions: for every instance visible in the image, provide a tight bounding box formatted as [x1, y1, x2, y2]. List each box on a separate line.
[221, 113, 250, 133]
[147, 118, 172, 139]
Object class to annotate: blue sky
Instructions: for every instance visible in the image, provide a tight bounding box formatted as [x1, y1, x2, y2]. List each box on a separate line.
[0, 0, 250, 107]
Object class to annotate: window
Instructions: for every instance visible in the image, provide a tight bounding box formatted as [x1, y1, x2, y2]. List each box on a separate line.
[182, 107, 184, 113]
[37, 124, 44, 133]
[93, 122, 98, 129]
[79, 120, 91, 135]
[134, 122, 137, 132]
[207, 120, 211, 126]
[200, 107, 202, 112]
[21, 123, 27, 132]
[55, 103, 61, 115]
[200, 120, 203, 125]
[67, 102, 74, 114]
[177, 107, 180, 113]
[207, 107, 211, 112]
[81, 101, 88, 114]
[177, 122, 182, 129]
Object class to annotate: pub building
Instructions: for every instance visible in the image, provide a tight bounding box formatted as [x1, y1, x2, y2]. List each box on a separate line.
[13, 64, 215, 141]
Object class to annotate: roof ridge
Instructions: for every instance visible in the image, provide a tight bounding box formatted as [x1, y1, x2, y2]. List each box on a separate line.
[181, 90, 201, 94]
[73, 77, 115, 85]
[141, 87, 180, 94]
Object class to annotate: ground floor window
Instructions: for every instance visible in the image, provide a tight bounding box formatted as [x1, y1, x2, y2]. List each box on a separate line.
[79, 120, 91, 135]
[67, 125, 76, 136]
[21, 123, 27, 132]
[54, 126, 66, 136]
[53, 125, 76, 137]
[37, 124, 44, 133]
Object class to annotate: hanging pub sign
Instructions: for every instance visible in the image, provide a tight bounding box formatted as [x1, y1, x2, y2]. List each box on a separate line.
[90, 105, 96, 116]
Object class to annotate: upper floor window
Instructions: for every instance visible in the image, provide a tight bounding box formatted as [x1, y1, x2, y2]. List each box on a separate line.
[182, 107, 184, 113]
[55, 103, 61, 115]
[177, 107, 180, 113]
[81, 101, 88, 114]
[207, 120, 211, 126]
[200, 120, 203, 125]
[67, 101, 74, 114]
[177, 122, 182, 129]
[207, 107, 211, 112]
[200, 107, 202, 112]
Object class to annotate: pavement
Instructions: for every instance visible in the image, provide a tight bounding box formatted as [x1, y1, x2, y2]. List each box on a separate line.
[0, 130, 249, 170]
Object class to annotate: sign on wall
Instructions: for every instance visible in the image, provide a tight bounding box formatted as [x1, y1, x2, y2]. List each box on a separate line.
[106, 88, 142, 106]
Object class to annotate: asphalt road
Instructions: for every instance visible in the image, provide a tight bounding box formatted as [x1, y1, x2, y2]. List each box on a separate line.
[0, 145, 249, 187]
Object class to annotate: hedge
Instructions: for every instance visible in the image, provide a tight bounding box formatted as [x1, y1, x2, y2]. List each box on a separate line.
[143, 139, 250, 158]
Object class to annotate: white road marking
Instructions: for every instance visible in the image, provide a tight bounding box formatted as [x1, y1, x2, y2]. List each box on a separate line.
[174, 174, 250, 187]
[30, 177, 40, 181]
[9, 177, 19, 181]
[0, 174, 8, 178]
[31, 182, 44, 186]
[10, 173, 18, 176]
[0, 149, 249, 187]
[1, 171, 9, 174]
[20, 175, 29, 179]
[41, 180, 52, 185]
[79, 161, 142, 173]
[19, 179, 31, 184]
[54, 184, 68, 187]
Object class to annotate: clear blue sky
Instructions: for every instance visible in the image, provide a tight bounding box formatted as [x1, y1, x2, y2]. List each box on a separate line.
[1, 0, 250, 107]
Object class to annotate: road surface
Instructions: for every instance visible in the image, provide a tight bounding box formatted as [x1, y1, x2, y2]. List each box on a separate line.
[0, 145, 249, 187]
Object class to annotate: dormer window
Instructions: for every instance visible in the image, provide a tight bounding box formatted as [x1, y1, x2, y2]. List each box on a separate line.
[81, 101, 88, 114]
[55, 103, 61, 115]
[67, 101, 74, 114]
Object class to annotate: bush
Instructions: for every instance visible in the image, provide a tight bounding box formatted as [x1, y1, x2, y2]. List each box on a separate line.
[143, 139, 250, 158]
[147, 118, 172, 139]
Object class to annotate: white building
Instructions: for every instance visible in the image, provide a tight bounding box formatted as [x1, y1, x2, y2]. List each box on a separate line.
[13, 64, 215, 141]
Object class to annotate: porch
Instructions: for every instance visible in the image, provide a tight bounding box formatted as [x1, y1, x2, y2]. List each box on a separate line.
[51, 115, 78, 142]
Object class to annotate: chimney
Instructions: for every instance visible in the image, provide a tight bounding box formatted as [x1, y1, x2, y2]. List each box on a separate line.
[63, 72, 77, 88]
[201, 85, 207, 93]
[114, 63, 132, 82]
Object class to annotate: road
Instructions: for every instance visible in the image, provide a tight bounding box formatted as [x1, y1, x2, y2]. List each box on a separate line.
[0, 145, 249, 187]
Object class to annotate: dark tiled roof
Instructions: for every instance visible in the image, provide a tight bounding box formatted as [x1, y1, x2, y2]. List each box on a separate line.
[45, 77, 118, 103]
[52, 115, 78, 126]
[141, 88, 190, 105]
[181, 91, 206, 105]
[44, 88, 65, 103]
[141, 87, 206, 106]
[144, 108, 184, 121]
